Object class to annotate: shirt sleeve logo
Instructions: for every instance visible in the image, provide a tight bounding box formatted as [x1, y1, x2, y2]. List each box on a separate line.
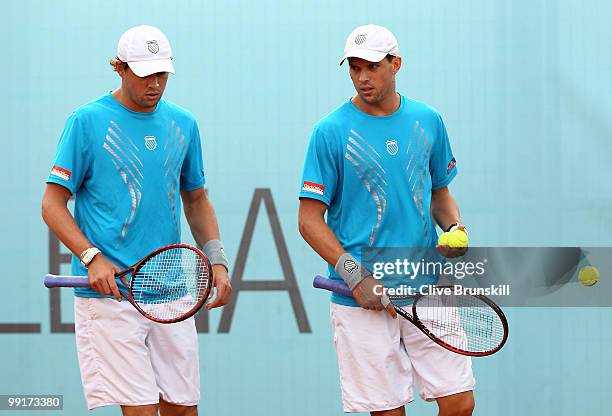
[302, 181, 324, 195]
[50, 165, 71, 181]
[447, 158, 456, 173]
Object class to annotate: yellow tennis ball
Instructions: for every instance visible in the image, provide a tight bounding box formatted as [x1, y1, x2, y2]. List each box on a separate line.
[438, 232, 449, 246]
[579, 266, 600, 286]
[446, 229, 468, 248]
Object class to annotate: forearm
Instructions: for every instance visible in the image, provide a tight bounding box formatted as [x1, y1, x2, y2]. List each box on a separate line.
[182, 188, 231, 307]
[431, 187, 461, 231]
[182, 190, 221, 246]
[298, 201, 390, 308]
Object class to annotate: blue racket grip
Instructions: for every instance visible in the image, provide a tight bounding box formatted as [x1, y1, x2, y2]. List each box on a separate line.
[313, 275, 354, 298]
[44, 274, 91, 288]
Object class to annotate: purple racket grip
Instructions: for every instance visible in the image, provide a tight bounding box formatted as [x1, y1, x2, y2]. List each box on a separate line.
[44, 274, 91, 288]
[313, 275, 354, 298]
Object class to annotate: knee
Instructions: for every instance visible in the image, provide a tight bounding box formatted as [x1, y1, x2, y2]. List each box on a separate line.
[445, 396, 475, 416]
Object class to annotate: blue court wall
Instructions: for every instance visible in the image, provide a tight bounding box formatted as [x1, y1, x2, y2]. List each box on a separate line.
[1, 1, 611, 414]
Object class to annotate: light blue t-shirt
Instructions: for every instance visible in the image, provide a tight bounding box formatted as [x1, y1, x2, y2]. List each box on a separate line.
[299, 95, 457, 306]
[47, 93, 205, 297]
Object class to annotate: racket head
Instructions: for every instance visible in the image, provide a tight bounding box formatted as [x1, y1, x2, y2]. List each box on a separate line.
[128, 244, 213, 323]
[410, 288, 509, 356]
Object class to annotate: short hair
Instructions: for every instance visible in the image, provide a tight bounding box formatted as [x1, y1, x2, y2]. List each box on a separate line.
[385, 54, 397, 62]
[109, 57, 129, 72]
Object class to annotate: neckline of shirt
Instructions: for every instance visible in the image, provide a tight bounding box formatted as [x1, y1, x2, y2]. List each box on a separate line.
[347, 93, 406, 120]
[105, 92, 163, 118]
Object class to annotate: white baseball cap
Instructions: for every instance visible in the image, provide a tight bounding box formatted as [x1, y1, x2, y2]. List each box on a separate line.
[340, 24, 400, 65]
[117, 25, 175, 77]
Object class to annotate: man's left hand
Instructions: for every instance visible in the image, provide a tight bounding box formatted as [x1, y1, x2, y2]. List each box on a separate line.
[206, 265, 232, 309]
[436, 224, 468, 258]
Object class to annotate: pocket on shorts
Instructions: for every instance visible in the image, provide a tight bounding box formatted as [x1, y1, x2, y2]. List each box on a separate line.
[85, 298, 99, 320]
[330, 304, 338, 345]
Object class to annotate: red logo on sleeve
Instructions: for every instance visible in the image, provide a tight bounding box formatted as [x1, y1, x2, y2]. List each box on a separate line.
[447, 158, 456, 173]
[302, 181, 324, 195]
[50, 165, 71, 181]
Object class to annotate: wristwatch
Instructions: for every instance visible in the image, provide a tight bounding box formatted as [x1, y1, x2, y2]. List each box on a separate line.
[80, 247, 101, 268]
[446, 222, 466, 233]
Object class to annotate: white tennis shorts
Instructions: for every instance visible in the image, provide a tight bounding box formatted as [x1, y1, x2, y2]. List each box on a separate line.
[330, 302, 475, 413]
[74, 297, 200, 410]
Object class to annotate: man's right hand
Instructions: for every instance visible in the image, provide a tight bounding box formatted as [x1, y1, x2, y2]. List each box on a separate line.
[352, 277, 397, 319]
[87, 255, 123, 301]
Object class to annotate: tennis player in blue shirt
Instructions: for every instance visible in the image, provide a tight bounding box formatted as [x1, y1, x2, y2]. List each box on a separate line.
[299, 24, 474, 416]
[42, 25, 231, 415]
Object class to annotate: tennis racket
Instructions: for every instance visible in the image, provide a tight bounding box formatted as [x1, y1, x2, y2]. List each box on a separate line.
[313, 275, 508, 356]
[44, 244, 213, 324]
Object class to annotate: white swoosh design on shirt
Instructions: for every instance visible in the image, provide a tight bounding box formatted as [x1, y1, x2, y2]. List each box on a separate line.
[346, 129, 387, 246]
[104, 121, 143, 240]
[163, 121, 188, 240]
[405, 121, 433, 242]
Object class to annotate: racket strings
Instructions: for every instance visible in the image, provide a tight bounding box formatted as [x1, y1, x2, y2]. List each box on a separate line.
[413, 295, 505, 354]
[131, 247, 210, 321]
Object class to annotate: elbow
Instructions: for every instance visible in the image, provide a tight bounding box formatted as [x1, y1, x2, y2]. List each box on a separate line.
[41, 184, 71, 226]
[298, 210, 310, 239]
[298, 200, 327, 240]
[298, 214, 306, 238]
[298, 199, 327, 240]
[298, 211, 320, 241]
[41, 195, 59, 227]
[182, 201, 193, 219]
[41, 196, 51, 224]
[298, 218, 308, 239]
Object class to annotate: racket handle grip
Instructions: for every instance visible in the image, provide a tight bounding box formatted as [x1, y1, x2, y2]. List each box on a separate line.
[313, 275, 353, 298]
[44, 274, 91, 288]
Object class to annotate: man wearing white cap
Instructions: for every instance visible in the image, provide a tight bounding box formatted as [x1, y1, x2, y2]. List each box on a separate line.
[42, 25, 231, 415]
[299, 24, 474, 415]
